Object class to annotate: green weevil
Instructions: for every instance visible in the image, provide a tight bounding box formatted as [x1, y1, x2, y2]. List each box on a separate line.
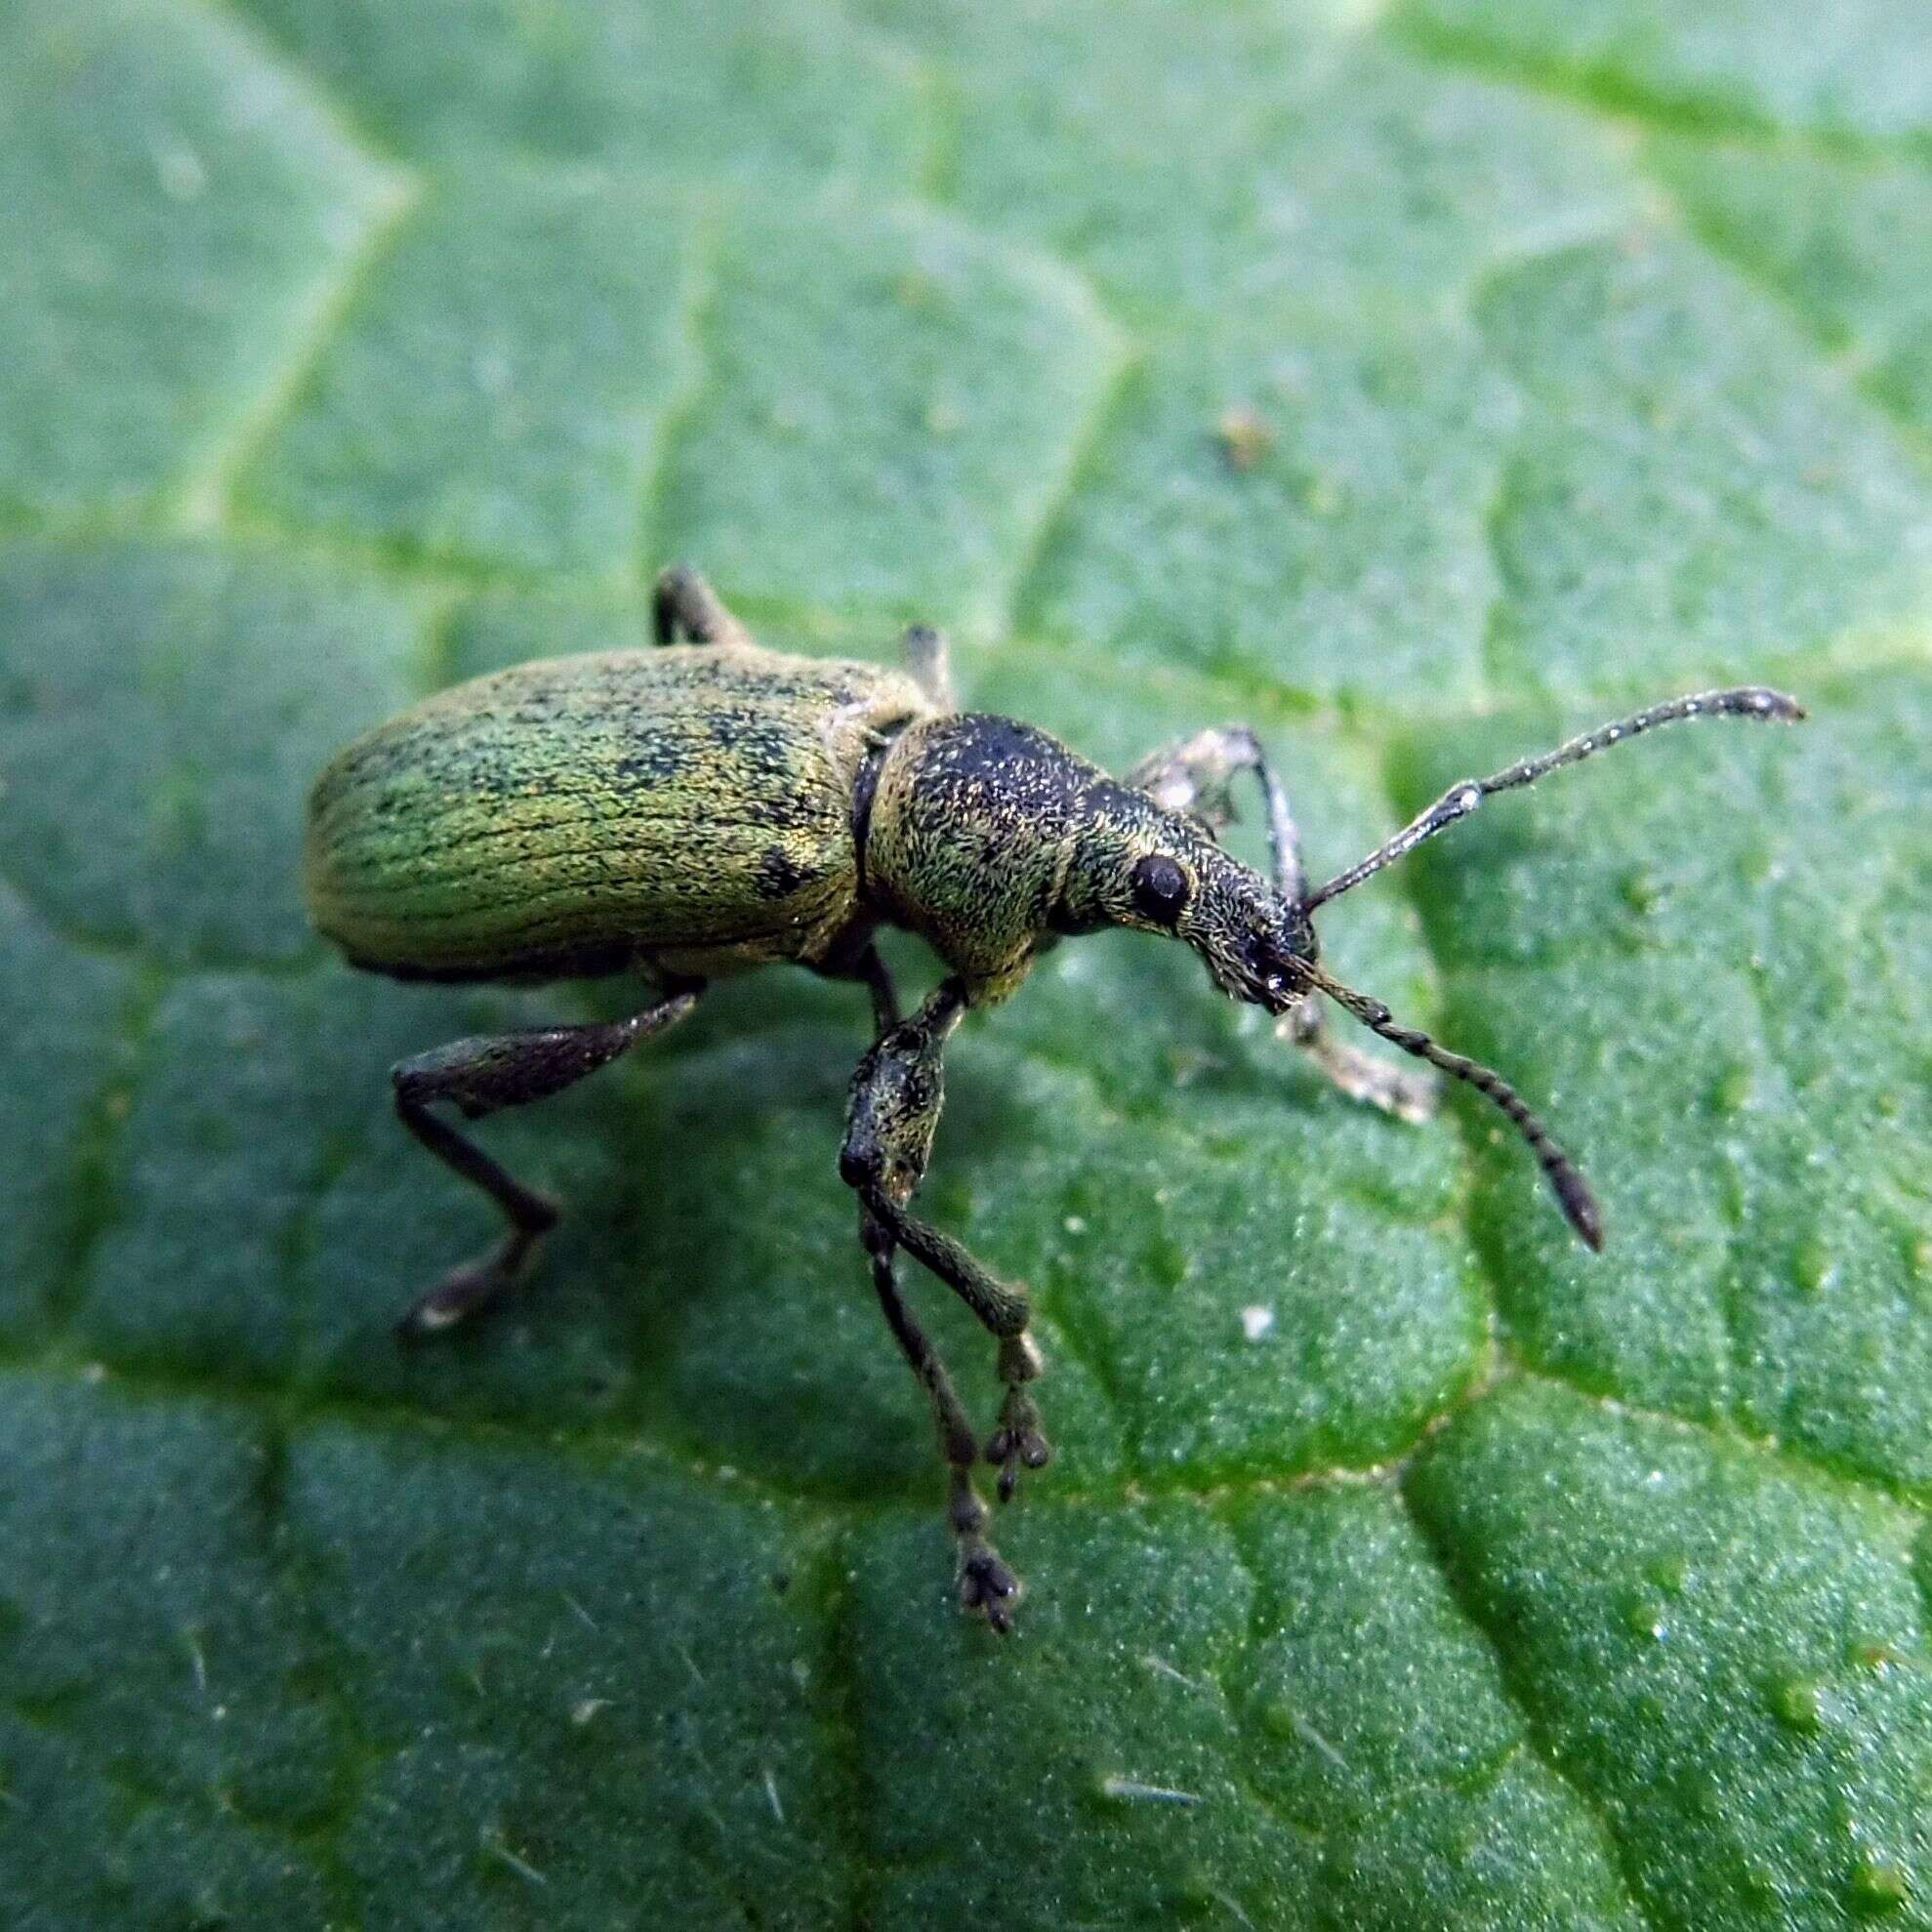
[304, 565, 1803, 1630]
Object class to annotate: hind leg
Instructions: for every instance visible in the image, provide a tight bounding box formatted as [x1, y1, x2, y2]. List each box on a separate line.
[391, 986, 700, 1334]
[651, 564, 752, 647]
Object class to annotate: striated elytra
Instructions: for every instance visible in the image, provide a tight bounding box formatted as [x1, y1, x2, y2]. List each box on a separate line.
[304, 565, 1803, 1630]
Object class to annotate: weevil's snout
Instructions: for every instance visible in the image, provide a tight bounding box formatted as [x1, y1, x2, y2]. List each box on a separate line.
[1213, 890, 1320, 1013]
[1233, 907, 1320, 1013]
[1136, 834, 1318, 1009]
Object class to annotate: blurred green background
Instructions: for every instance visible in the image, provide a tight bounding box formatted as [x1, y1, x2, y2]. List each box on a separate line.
[2, 2, 1930, 1926]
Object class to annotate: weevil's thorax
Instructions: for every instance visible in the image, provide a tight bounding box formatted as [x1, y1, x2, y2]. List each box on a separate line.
[861, 714, 1098, 1003]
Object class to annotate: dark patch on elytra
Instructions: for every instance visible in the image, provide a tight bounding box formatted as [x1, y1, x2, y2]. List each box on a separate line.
[708, 708, 794, 772]
[613, 734, 693, 787]
[756, 845, 810, 899]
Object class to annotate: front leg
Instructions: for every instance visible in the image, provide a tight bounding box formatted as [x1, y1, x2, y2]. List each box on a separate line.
[839, 980, 1051, 1627]
[1128, 723, 1302, 898]
[861, 1206, 1021, 1631]
[1129, 725, 1438, 1123]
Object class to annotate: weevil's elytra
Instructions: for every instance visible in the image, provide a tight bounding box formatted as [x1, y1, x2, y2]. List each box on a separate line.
[303, 565, 1804, 1632]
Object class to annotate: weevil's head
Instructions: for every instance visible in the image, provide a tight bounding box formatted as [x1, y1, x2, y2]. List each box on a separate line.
[1054, 787, 1321, 1014]
[866, 713, 1317, 1008]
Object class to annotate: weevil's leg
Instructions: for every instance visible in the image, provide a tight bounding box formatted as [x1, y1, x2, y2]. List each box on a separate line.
[1281, 999, 1438, 1125]
[899, 624, 957, 711]
[839, 980, 1053, 1513]
[848, 944, 902, 1034]
[862, 1207, 1020, 1630]
[1128, 727, 1436, 1119]
[812, 934, 902, 1034]
[1127, 724, 1304, 900]
[831, 946, 1015, 1616]
[391, 986, 700, 1335]
[650, 564, 753, 648]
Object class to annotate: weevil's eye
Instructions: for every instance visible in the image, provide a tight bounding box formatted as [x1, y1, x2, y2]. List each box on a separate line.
[1130, 853, 1191, 925]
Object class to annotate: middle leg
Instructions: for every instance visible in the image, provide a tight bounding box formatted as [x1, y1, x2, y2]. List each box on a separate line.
[811, 933, 902, 1035]
[897, 623, 956, 711]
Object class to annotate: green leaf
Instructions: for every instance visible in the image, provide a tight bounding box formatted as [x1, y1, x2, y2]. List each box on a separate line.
[1, 2, 1928, 1927]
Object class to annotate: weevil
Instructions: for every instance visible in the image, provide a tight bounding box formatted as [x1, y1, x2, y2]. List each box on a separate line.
[304, 566, 1803, 1630]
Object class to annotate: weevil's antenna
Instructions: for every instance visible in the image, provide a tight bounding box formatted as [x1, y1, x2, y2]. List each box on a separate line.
[1306, 964, 1603, 1251]
[1303, 687, 1803, 912]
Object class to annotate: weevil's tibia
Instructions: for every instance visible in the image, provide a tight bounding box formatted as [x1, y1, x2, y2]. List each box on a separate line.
[1305, 686, 1803, 911]
[813, 933, 904, 1034]
[1309, 966, 1602, 1250]
[863, 1208, 1020, 1630]
[391, 988, 700, 1332]
[899, 623, 957, 712]
[1128, 722, 1304, 900]
[1281, 998, 1439, 1125]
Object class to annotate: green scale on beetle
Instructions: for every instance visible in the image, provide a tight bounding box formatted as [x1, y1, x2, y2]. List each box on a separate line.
[305, 567, 1804, 1631]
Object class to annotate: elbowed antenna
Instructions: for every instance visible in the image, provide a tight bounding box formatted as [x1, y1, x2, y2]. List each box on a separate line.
[1307, 965, 1603, 1250]
[1303, 686, 1804, 912]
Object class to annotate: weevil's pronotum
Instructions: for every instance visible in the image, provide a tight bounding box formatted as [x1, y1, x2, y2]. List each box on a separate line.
[304, 567, 1803, 1629]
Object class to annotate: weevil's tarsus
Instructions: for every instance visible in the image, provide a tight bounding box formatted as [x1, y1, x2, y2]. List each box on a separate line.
[1307, 964, 1603, 1250]
[951, 1466, 1022, 1633]
[399, 1212, 553, 1336]
[863, 1204, 1020, 1624]
[988, 1331, 1050, 1503]
[1304, 685, 1804, 912]
[651, 562, 753, 648]
[391, 987, 701, 1333]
